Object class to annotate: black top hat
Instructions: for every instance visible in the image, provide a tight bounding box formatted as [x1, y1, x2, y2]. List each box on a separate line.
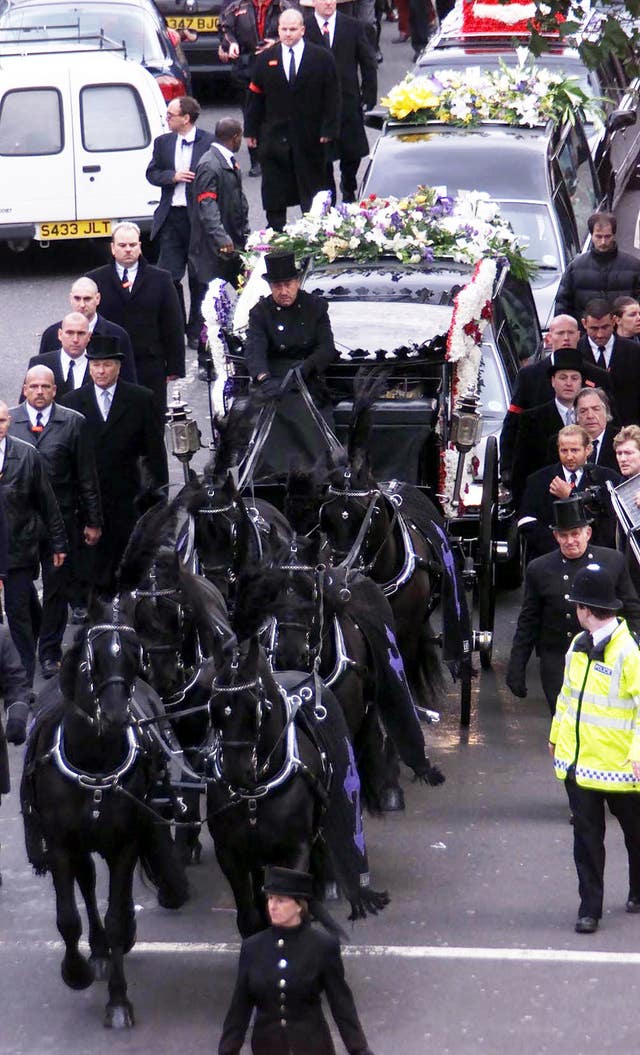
[568, 563, 622, 611]
[263, 866, 314, 900]
[550, 496, 593, 532]
[86, 334, 124, 361]
[547, 348, 585, 376]
[264, 251, 299, 284]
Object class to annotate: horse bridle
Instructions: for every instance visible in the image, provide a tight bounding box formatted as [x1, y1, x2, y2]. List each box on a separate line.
[78, 599, 143, 730]
[195, 493, 263, 593]
[264, 540, 325, 672]
[319, 469, 385, 570]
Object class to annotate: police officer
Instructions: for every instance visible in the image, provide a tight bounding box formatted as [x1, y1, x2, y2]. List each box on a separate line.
[218, 866, 374, 1054]
[506, 495, 640, 713]
[549, 563, 640, 934]
[244, 250, 337, 478]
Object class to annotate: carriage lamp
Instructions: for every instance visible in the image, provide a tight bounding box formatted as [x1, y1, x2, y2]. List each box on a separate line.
[450, 389, 483, 508]
[165, 390, 202, 481]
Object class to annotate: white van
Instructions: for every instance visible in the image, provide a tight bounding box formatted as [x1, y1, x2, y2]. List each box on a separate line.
[0, 48, 166, 249]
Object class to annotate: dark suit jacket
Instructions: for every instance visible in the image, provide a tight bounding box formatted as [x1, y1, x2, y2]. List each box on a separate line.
[510, 399, 565, 506]
[508, 544, 640, 682]
[86, 257, 185, 381]
[61, 380, 168, 584]
[37, 314, 137, 382]
[245, 40, 340, 212]
[578, 333, 640, 426]
[589, 423, 619, 472]
[518, 461, 621, 559]
[304, 11, 376, 161]
[146, 126, 215, 241]
[188, 144, 249, 284]
[8, 402, 102, 529]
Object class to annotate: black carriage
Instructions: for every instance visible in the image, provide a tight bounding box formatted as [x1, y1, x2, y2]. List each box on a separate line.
[211, 254, 541, 723]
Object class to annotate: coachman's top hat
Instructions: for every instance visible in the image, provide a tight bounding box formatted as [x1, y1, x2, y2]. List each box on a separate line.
[263, 866, 314, 900]
[547, 348, 585, 376]
[550, 496, 593, 532]
[264, 251, 299, 284]
[568, 563, 622, 611]
[86, 334, 124, 361]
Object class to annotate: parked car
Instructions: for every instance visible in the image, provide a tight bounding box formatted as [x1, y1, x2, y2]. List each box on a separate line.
[0, 49, 166, 249]
[0, 0, 191, 99]
[155, 0, 226, 78]
[361, 114, 607, 329]
[417, 5, 640, 209]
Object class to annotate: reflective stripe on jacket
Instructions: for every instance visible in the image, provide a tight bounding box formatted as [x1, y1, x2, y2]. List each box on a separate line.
[550, 619, 640, 791]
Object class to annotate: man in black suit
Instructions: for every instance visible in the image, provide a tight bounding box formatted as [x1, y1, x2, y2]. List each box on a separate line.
[37, 277, 137, 381]
[245, 7, 340, 230]
[9, 366, 102, 678]
[87, 222, 185, 419]
[506, 496, 640, 713]
[189, 118, 249, 300]
[510, 348, 586, 507]
[62, 338, 168, 595]
[578, 298, 640, 427]
[305, 0, 376, 203]
[517, 424, 620, 561]
[574, 386, 619, 472]
[146, 96, 215, 349]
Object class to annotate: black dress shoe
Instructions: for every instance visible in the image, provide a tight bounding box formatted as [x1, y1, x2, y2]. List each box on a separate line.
[186, 336, 199, 351]
[248, 162, 261, 177]
[41, 659, 61, 680]
[575, 916, 598, 933]
[626, 897, 640, 913]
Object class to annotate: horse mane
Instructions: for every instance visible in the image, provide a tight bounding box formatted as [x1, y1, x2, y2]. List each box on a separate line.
[116, 493, 183, 594]
[206, 395, 262, 482]
[348, 366, 392, 473]
[232, 564, 287, 642]
[284, 466, 323, 535]
[176, 565, 237, 658]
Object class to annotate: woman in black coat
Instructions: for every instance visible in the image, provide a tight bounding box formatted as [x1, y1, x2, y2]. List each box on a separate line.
[218, 866, 374, 1055]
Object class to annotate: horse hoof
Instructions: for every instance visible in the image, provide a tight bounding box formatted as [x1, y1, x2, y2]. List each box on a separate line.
[157, 883, 189, 910]
[61, 954, 94, 990]
[104, 1002, 135, 1029]
[381, 786, 405, 812]
[89, 956, 111, 982]
[324, 881, 340, 901]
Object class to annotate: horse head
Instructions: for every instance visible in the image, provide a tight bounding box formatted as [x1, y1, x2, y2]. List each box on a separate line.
[186, 471, 253, 600]
[319, 453, 385, 567]
[262, 535, 325, 673]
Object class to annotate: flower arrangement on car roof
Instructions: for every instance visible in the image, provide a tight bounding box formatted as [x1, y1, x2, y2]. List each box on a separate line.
[380, 59, 602, 129]
[244, 185, 533, 282]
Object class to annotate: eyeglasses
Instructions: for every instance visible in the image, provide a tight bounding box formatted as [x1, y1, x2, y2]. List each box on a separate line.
[167, 111, 182, 118]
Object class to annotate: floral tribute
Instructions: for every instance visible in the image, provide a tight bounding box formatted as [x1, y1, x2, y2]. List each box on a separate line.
[460, 0, 564, 34]
[201, 279, 237, 414]
[380, 60, 600, 129]
[244, 186, 532, 281]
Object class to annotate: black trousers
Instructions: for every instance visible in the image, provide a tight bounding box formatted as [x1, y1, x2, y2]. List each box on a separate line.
[157, 206, 201, 342]
[4, 566, 38, 685]
[564, 778, 640, 918]
[326, 157, 361, 205]
[539, 650, 565, 714]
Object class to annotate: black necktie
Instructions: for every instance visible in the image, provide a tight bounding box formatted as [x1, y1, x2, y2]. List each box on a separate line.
[322, 19, 330, 42]
[288, 46, 296, 83]
[32, 411, 44, 433]
[67, 359, 74, 386]
[121, 267, 130, 290]
[590, 438, 599, 463]
[569, 471, 577, 487]
[230, 154, 238, 173]
[596, 344, 607, 369]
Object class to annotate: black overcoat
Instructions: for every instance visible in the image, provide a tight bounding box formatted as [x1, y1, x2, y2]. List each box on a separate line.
[245, 41, 340, 212]
[188, 144, 250, 284]
[62, 380, 168, 586]
[510, 399, 565, 506]
[218, 920, 372, 1055]
[35, 315, 138, 384]
[0, 624, 31, 797]
[146, 126, 215, 241]
[0, 437, 67, 571]
[304, 12, 376, 162]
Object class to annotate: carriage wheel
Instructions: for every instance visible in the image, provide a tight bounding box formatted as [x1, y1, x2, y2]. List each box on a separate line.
[477, 435, 499, 671]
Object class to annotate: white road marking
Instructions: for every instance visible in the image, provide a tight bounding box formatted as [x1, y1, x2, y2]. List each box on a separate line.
[4, 940, 640, 966]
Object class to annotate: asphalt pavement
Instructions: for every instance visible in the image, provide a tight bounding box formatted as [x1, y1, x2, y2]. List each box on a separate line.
[3, 27, 640, 1055]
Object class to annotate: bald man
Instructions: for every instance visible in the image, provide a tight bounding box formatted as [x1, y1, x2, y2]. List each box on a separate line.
[35, 277, 137, 383]
[9, 367, 102, 680]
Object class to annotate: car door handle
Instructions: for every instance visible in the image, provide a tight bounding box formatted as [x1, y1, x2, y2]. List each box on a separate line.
[82, 165, 101, 172]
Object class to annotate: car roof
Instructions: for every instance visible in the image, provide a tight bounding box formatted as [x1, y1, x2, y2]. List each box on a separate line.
[365, 126, 551, 201]
[304, 258, 481, 302]
[0, 46, 160, 80]
[1, 0, 159, 8]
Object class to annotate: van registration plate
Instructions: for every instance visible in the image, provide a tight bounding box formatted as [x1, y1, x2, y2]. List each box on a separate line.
[166, 15, 219, 31]
[37, 220, 112, 240]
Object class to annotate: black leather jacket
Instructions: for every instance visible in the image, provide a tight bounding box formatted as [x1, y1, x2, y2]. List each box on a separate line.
[0, 436, 67, 571]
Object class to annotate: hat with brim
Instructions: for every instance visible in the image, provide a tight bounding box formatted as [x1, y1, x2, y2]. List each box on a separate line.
[86, 334, 124, 361]
[263, 866, 314, 900]
[264, 251, 299, 284]
[550, 495, 593, 532]
[547, 348, 585, 377]
[568, 563, 622, 610]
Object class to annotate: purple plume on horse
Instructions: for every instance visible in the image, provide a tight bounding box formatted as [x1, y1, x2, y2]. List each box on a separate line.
[343, 738, 365, 856]
[432, 521, 461, 618]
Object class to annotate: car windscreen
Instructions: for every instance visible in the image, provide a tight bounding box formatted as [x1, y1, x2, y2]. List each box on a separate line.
[0, 4, 166, 64]
[496, 201, 561, 271]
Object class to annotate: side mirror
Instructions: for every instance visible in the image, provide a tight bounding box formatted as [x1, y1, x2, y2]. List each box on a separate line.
[364, 109, 386, 130]
[606, 109, 636, 133]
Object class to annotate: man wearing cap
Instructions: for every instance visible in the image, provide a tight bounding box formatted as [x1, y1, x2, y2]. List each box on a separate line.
[506, 495, 640, 713]
[510, 348, 587, 507]
[62, 337, 168, 594]
[9, 366, 102, 678]
[35, 277, 137, 382]
[244, 250, 338, 477]
[219, 864, 374, 1055]
[549, 563, 640, 934]
[517, 424, 620, 562]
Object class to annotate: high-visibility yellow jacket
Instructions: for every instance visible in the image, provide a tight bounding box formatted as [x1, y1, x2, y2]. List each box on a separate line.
[550, 619, 640, 791]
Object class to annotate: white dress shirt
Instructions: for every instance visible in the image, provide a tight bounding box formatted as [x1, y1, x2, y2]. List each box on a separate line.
[314, 11, 336, 45]
[283, 39, 305, 78]
[115, 262, 138, 287]
[588, 334, 615, 368]
[26, 402, 53, 428]
[172, 129, 196, 207]
[0, 437, 6, 474]
[60, 349, 87, 388]
[214, 141, 237, 170]
[95, 383, 117, 421]
[555, 399, 574, 426]
[592, 617, 620, 646]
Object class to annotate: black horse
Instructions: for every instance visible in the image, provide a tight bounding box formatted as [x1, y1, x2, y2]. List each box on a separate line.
[21, 596, 188, 1028]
